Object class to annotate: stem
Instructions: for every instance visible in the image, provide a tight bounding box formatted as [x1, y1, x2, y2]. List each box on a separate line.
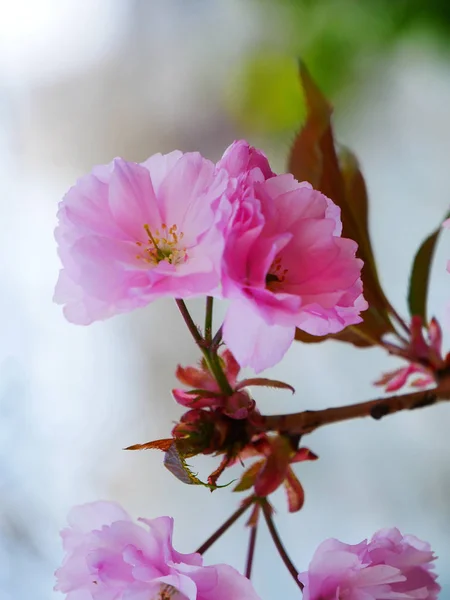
[175, 299, 203, 346]
[196, 500, 252, 555]
[175, 299, 232, 395]
[261, 387, 446, 435]
[245, 515, 259, 579]
[389, 306, 410, 335]
[205, 297, 214, 343]
[261, 500, 303, 591]
[206, 352, 233, 395]
[211, 325, 223, 349]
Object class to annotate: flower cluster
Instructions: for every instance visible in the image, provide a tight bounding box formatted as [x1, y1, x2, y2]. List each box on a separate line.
[299, 527, 440, 600]
[54, 140, 366, 371]
[55, 501, 261, 600]
[55, 502, 440, 600]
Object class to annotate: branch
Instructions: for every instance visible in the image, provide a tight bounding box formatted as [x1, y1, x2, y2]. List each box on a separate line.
[261, 500, 303, 591]
[196, 497, 253, 555]
[260, 386, 450, 435]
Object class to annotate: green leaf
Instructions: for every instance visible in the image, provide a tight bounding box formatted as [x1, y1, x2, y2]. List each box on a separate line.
[408, 213, 450, 322]
[233, 460, 265, 492]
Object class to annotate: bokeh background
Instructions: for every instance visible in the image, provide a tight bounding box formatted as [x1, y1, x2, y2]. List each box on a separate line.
[2, 1, 450, 598]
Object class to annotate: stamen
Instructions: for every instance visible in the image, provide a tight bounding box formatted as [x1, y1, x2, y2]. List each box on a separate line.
[136, 223, 187, 266]
[266, 256, 288, 290]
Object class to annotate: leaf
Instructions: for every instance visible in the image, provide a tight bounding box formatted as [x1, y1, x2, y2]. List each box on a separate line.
[284, 467, 305, 513]
[291, 447, 319, 463]
[236, 378, 295, 394]
[164, 443, 206, 486]
[289, 62, 396, 346]
[164, 443, 233, 491]
[254, 436, 292, 497]
[125, 439, 174, 452]
[184, 389, 223, 398]
[408, 212, 450, 322]
[233, 460, 265, 492]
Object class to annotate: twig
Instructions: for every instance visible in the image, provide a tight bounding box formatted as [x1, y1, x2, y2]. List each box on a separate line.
[196, 499, 253, 555]
[261, 500, 303, 591]
[175, 299, 232, 395]
[175, 299, 203, 346]
[245, 505, 260, 579]
[205, 296, 214, 343]
[260, 387, 448, 435]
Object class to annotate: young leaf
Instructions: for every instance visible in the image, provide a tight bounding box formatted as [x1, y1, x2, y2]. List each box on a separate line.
[236, 378, 295, 394]
[408, 212, 450, 322]
[233, 460, 265, 492]
[289, 62, 396, 346]
[284, 467, 305, 513]
[164, 443, 206, 486]
[125, 439, 174, 452]
[164, 443, 232, 491]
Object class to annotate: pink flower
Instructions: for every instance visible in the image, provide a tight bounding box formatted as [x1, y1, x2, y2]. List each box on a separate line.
[54, 152, 229, 324]
[217, 141, 367, 372]
[55, 501, 260, 600]
[299, 527, 440, 600]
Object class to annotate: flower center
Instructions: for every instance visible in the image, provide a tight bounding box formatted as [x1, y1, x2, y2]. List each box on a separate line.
[266, 256, 288, 291]
[156, 584, 178, 599]
[136, 223, 187, 266]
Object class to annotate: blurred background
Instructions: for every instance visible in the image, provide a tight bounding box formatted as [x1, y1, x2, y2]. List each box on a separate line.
[1, 0, 450, 598]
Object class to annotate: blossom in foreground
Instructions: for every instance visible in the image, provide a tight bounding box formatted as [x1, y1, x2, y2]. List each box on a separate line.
[54, 152, 229, 324]
[55, 501, 260, 600]
[298, 527, 440, 600]
[218, 141, 367, 372]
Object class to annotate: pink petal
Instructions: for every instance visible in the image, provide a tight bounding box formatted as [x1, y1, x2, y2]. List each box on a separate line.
[223, 300, 295, 372]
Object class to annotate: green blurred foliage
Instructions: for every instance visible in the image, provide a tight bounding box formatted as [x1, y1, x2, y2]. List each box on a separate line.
[228, 0, 450, 135]
[227, 53, 306, 134]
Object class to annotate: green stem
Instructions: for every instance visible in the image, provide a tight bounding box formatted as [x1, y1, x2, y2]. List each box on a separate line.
[175, 299, 232, 396]
[205, 297, 214, 343]
[205, 352, 233, 396]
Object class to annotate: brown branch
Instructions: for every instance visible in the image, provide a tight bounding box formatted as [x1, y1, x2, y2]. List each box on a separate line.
[195, 497, 254, 555]
[260, 386, 450, 435]
[261, 500, 304, 591]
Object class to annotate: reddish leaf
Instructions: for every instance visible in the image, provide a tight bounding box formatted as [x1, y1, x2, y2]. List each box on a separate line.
[284, 467, 305, 513]
[289, 62, 396, 347]
[254, 436, 292, 497]
[236, 378, 295, 394]
[291, 447, 319, 463]
[125, 439, 174, 452]
[233, 459, 265, 492]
